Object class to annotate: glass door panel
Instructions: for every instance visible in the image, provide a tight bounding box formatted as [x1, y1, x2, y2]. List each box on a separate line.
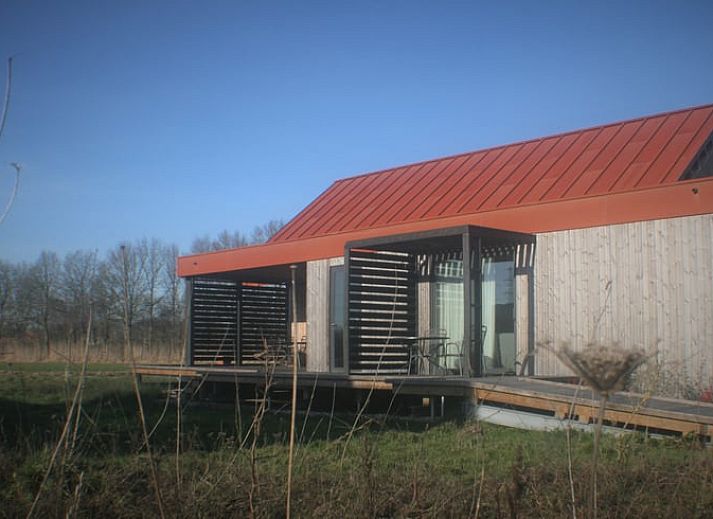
[329, 265, 346, 371]
[431, 258, 464, 374]
[481, 255, 515, 374]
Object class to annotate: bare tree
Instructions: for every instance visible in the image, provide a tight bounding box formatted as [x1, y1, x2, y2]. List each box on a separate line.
[105, 243, 147, 360]
[0, 260, 16, 347]
[215, 229, 248, 249]
[136, 238, 168, 356]
[190, 220, 284, 253]
[60, 250, 98, 352]
[12, 255, 75, 357]
[0, 238, 187, 362]
[92, 260, 117, 355]
[189, 234, 212, 254]
[251, 219, 284, 244]
[190, 229, 249, 253]
[33, 251, 62, 358]
[11, 262, 35, 340]
[160, 243, 183, 350]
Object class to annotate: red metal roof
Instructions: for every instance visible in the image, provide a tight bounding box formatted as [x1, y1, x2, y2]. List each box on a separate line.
[178, 104, 713, 277]
[270, 103, 713, 243]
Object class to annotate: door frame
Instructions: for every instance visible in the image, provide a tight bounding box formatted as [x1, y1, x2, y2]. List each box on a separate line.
[329, 264, 347, 372]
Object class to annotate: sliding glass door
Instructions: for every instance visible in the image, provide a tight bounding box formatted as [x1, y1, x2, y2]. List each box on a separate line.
[431, 258, 464, 373]
[481, 254, 516, 375]
[430, 251, 516, 376]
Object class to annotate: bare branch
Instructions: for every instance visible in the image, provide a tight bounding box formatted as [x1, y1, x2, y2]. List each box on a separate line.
[0, 57, 12, 141]
[0, 162, 21, 225]
[0, 57, 20, 226]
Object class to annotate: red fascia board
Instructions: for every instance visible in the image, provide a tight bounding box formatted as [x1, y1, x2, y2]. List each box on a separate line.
[177, 177, 713, 278]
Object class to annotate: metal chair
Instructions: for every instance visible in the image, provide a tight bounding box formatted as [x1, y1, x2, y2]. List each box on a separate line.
[437, 341, 464, 376]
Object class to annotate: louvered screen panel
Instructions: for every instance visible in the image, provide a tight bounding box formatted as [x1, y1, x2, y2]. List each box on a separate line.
[239, 282, 289, 365]
[348, 250, 416, 374]
[191, 278, 239, 364]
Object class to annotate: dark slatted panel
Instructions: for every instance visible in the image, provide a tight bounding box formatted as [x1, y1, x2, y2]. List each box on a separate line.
[348, 250, 416, 374]
[239, 283, 289, 365]
[191, 278, 238, 364]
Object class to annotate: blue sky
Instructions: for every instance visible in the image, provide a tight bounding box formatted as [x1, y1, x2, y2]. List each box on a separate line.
[0, 1, 712, 262]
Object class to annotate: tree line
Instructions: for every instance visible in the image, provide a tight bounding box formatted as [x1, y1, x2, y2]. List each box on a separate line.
[0, 220, 283, 362]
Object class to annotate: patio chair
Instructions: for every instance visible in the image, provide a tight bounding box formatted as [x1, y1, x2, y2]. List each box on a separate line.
[411, 329, 448, 375]
[436, 341, 464, 376]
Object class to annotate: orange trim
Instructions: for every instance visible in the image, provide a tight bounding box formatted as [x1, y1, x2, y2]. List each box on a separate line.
[177, 177, 713, 277]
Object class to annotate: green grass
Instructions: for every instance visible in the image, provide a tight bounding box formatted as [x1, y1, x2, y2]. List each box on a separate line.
[1, 362, 712, 517]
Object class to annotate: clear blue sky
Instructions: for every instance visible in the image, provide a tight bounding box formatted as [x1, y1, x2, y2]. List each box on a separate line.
[1, 0, 712, 262]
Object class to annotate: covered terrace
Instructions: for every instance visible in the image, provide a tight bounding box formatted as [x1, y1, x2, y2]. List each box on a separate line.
[342, 225, 535, 377]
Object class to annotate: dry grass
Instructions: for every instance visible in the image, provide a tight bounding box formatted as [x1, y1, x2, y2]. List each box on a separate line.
[0, 340, 183, 364]
[3, 359, 713, 517]
[556, 343, 648, 519]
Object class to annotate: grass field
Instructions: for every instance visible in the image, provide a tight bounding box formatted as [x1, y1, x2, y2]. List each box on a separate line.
[1, 362, 712, 518]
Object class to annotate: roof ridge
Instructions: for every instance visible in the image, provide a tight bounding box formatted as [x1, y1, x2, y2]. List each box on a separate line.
[331, 102, 713, 184]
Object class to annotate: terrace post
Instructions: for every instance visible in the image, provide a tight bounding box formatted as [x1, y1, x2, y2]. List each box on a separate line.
[462, 229, 482, 377]
[343, 246, 351, 374]
[183, 277, 194, 366]
[235, 282, 242, 366]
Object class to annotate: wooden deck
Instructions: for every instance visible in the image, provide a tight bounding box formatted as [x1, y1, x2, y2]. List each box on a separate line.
[136, 364, 713, 439]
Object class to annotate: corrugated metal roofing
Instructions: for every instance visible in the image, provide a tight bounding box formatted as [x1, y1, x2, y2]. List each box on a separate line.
[270, 104, 713, 244]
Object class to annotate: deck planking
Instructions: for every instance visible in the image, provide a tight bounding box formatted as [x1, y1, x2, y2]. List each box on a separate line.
[135, 364, 713, 437]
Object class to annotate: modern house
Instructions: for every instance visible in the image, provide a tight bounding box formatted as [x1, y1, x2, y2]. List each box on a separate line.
[176, 103, 713, 393]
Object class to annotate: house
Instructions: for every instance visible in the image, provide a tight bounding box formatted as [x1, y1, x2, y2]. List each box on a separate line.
[176, 103, 713, 392]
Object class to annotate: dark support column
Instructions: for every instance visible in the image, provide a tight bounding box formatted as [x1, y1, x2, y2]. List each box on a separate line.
[463, 231, 482, 377]
[462, 235, 472, 377]
[290, 264, 298, 354]
[183, 277, 194, 366]
[235, 283, 242, 366]
[473, 235, 482, 377]
[343, 247, 351, 374]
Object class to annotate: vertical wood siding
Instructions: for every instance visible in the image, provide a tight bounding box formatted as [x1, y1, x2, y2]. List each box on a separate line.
[534, 215, 713, 386]
[515, 273, 529, 371]
[306, 257, 344, 372]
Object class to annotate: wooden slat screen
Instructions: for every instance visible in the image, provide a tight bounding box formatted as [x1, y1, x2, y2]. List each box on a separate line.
[238, 282, 289, 365]
[348, 249, 416, 374]
[191, 278, 239, 364]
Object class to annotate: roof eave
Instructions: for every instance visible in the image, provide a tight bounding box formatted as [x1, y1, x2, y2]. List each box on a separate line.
[177, 177, 713, 278]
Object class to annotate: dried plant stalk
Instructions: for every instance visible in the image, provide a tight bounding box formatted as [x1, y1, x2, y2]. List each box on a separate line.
[556, 343, 647, 519]
[557, 343, 647, 395]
